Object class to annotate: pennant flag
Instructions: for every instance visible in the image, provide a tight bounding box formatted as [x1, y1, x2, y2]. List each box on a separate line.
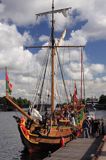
[6, 68, 13, 95]
[73, 81, 78, 104]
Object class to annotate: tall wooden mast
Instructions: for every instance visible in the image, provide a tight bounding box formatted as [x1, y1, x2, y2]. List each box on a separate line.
[80, 47, 84, 103]
[25, 2, 84, 112]
[5, 67, 8, 97]
[80, 47, 83, 102]
[51, 0, 55, 113]
[34, 1, 72, 114]
[5, 1, 85, 121]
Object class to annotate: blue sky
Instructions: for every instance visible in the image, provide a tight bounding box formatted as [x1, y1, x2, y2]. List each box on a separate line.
[86, 40, 106, 65]
[18, 22, 106, 65]
[0, 0, 106, 101]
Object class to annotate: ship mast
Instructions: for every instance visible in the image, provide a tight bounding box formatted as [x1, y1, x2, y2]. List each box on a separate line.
[80, 47, 83, 102]
[5, 67, 8, 97]
[34, 0, 72, 114]
[51, 0, 55, 113]
[5, 1, 85, 122]
[25, 1, 84, 114]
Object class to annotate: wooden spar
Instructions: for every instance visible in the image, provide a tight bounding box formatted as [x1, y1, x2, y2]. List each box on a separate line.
[51, 47, 55, 113]
[5, 96, 33, 121]
[51, 0, 55, 113]
[36, 7, 72, 17]
[25, 45, 85, 49]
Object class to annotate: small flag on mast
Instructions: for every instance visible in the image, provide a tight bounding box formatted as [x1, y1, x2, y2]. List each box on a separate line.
[5, 67, 13, 95]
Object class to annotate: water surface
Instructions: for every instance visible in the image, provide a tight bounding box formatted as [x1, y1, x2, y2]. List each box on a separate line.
[0, 111, 47, 160]
[0, 110, 106, 160]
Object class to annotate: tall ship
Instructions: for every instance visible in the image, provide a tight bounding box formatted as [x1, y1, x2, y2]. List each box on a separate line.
[5, 0, 85, 153]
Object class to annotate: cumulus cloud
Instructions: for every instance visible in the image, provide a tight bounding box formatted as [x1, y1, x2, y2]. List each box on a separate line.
[39, 35, 49, 42]
[0, 0, 106, 100]
[0, 22, 43, 98]
[0, 0, 55, 25]
[0, 22, 33, 70]
[90, 64, 105, 74]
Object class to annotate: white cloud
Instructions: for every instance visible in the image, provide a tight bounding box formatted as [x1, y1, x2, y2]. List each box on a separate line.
[70, 0, 106, 41]
[0, 0, 105, 39]
[102, 76, 106, 82]
[90, 64, 105, 74]
[0, 0, 53, 25]
[0, 22, 42, 99]
[70, 30, 87, 45]
[0, 22, 33, 70]
[0, 0, 106, 100]
[39, 35, 49, 42]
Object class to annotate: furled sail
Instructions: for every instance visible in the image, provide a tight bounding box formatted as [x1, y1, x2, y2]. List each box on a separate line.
[30, 108, 42, 121]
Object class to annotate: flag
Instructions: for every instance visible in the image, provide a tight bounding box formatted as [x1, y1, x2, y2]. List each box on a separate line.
[73, 81, 78, 104]
[6, 68, 13, 95]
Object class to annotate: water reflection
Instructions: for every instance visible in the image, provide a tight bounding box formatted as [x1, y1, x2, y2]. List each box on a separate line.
[20, 148, 49, 160]
[20, 146, 60, 160]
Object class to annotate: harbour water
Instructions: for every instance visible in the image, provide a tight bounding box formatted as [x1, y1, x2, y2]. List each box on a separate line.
[95, 110, 106, 119]
[0, 111, 47, 160]
[0, 110, 106, 160]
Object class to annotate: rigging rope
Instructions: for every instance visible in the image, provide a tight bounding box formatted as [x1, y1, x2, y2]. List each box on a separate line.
[37, 47, 50, 111]
[31, 38, 53, 112]
[55, 46, 69, 104]
[31, 47, 50, 108]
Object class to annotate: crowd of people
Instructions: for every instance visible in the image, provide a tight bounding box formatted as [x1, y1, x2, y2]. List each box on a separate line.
[41, 105, 82, 128]
[82, 116, 105, 138]
[26, 105, 105, 139]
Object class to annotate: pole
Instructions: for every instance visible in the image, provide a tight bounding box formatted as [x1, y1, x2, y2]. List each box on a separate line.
[5, 67, 8, 97]
[80, 47, 83, 103]
[51, 0, 55, 113]
[5, 96, 33, 121]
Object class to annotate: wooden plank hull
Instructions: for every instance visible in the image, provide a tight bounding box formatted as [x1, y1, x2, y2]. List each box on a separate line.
[17, 108, 85, 153]
[18, 124, 75, 153]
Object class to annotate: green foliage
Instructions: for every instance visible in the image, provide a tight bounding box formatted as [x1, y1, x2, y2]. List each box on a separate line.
[99, 95, 106, 104]
[16, 97, 30, 108]
[0, 96, 31, 111]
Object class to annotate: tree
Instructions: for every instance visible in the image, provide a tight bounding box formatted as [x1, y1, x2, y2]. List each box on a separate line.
[99, 95, 106, 104]
[0, 96, 31, 111]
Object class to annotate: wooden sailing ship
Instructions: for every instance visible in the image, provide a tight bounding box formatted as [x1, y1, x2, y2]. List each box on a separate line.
[5, 0, 85, 153]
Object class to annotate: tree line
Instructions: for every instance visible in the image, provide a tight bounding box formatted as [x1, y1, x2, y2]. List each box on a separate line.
[0, 96, 31, 111]
[0, 94, 106, 111]
[86, 95, 106, 103]
[86, 94, 106, 110]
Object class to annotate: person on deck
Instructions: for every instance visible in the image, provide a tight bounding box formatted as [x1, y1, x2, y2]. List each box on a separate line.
[82, 118, 90, 138]
[101, 119, 105, 135]
[93, 119, 100, 137]
[71, 113, 76, 126]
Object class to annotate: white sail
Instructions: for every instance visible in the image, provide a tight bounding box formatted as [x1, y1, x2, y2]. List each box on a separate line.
[31, 108, 42, 121]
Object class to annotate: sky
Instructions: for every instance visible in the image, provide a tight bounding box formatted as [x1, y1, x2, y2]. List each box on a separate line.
[0, 0, 106, 102]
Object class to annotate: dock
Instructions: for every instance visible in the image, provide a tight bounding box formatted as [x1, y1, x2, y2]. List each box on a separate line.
[44, 136, 103, 160]
[97, 136, 106, 160]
